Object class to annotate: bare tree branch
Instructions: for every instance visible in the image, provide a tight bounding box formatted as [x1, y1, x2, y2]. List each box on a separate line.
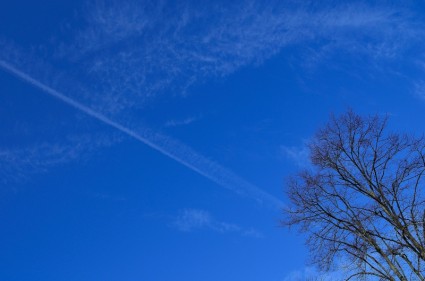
[283, 110, 425, 280]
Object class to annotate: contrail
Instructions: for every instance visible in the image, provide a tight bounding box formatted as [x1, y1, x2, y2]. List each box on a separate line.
[0, 59, 284, 209]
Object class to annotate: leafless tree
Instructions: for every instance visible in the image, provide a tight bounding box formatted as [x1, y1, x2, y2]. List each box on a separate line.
[283, 110, 425, 280]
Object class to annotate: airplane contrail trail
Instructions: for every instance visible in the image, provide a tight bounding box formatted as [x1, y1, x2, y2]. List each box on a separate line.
[0, 59, 284, 209]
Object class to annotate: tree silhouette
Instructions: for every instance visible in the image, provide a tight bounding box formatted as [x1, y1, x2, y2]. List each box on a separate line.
[283, 110, 425, 280]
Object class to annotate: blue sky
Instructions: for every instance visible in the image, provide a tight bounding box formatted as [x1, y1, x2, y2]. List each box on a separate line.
[1, 0, 425, 280]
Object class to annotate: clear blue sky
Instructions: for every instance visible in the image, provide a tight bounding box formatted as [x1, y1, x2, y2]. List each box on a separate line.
[1, 0, 425, 280]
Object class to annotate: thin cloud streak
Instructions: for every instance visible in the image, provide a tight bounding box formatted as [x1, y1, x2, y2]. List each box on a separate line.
[0, 59, 283, 209]
[281, 141, 311, 169]
[164, 117, 198, 127]
[173, 209, 263, 237]
[0, 134, 118, 185]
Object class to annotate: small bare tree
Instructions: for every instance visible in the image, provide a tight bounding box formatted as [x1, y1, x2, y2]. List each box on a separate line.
[283, 111, 425, 280]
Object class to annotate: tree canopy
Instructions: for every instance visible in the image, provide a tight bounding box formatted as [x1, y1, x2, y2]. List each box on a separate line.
[284, 111, 425, 280]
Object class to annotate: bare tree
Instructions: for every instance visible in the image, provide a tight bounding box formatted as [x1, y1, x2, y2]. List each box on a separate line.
[283, 110, 425, 280]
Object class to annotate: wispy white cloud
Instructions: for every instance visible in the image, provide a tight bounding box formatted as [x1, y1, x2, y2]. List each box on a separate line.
[0, 133, 119, 185]
[54, 1, 420, 115]
[0, 59, 283, 208]
[173, 208, 263, 237]
[164, 116, 198, 128]
[413, 80, 425, 101]
[3, 1, 421, 119]
[282, 265, 346, 281]
[281, 141, 311, 168]
[1, 0, 422, 201]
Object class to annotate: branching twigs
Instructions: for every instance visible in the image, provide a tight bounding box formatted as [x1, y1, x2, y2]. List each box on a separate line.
[283, 110, 425, 280]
